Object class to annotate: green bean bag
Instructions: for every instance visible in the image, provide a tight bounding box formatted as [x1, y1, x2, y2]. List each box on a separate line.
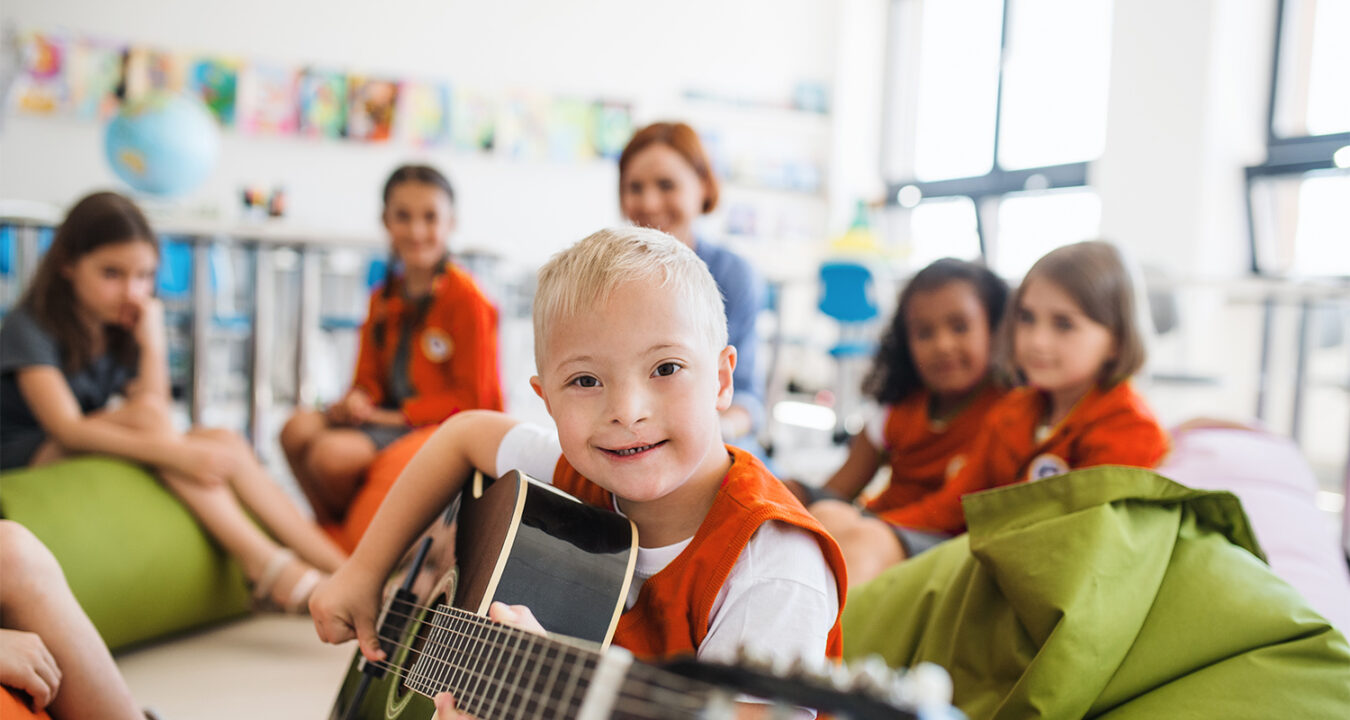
[842, 466, 1350, 719]
[0, 457, 251, 650]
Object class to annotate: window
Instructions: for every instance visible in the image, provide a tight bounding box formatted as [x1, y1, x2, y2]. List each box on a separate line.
[1248, 0, 1350, 277]
[883, 0, 1113, 275]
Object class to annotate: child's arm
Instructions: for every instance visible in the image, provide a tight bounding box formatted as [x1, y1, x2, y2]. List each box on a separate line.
[1074, 412, 1170, 469]
[14, 367, 217, 477]
[310, 409, 520, 661]
[818, 432, 884, 501]
[879, 430, 999, 534]
[398, 293, 503, 426]
[118, 296, 170, 402]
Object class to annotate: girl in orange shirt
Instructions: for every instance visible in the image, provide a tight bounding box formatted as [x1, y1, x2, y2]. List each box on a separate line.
[281, 165, 503, 525]
[798, 258, 1009, 587]
[884, 240, 1169, 538]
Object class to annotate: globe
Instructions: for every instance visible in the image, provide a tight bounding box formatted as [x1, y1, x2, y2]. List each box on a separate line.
[104, 93, 220, 197]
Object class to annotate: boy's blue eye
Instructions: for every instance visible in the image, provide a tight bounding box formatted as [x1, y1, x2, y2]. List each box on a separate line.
[654, 362, 681, 377]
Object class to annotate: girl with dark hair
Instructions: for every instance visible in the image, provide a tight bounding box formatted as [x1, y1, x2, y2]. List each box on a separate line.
[280, 164, 503, 527]
[0, 192, 346, 612]
[794, 258, 1009, 587]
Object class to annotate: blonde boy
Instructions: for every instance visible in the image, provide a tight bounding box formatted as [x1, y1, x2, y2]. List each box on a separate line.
[311, 228, 846, 711]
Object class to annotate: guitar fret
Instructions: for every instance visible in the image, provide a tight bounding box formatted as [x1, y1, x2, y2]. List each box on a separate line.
[498, 627, 527, 717]
[537, 643, 565, 719]
[463, 616, 490, 715]
[447, 612, 471, 697]
[479, 624, 510, 718]
[557, 645, 587, 717]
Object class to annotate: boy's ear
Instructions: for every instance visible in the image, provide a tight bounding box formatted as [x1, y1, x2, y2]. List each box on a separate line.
[715, 345, 736, 412]
[529, 375, 551, 413]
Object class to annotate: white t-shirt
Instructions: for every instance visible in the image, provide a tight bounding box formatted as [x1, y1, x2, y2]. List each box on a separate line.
[495, 422, 840, 667]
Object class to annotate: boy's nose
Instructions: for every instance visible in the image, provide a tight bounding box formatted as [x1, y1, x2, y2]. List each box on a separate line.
[606, 383, 650, 428]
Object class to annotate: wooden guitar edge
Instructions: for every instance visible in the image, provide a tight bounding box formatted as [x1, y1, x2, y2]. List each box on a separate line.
[602, 518, 641, 649]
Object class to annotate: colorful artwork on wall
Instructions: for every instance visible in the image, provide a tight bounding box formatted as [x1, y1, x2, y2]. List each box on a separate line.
[190, 58, 238, 126]
[297, 69, 348, 139]
[14, 32, 68, 115]
[346, 76, 400, 142]
[8, 27, 635, 164]
[400, 80, 451, 146]
[237, 63, 299, 135]
[68, 39, 124, 120]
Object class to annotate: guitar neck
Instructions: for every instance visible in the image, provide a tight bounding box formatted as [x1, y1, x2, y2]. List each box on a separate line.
[402, 602, 707, 720]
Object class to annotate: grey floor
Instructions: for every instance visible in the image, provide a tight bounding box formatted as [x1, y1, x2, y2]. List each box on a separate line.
[117, 615, 355, 720]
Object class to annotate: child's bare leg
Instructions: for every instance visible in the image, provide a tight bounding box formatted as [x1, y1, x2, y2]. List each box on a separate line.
[158, 473, 319, 606]
[298, 429, 380, 526]
[188, 427, 347, 572]
[0, 521, 142, 720]
[279, 410, 327, 511]
[809, 500, 907, 588]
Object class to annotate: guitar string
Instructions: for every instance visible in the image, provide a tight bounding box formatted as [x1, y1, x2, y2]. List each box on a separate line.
[366, 610, 708, 718]
[363, 605, 709, 718]
[360, 639, 703, 720]
[377, 598, 719, 712]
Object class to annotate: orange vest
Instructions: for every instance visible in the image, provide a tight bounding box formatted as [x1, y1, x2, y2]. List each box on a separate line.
[865, 383, 1004, 522]
[884, 381, 1169, 534]
[552, 446, 847, 662]
[352, 262, 503, 426]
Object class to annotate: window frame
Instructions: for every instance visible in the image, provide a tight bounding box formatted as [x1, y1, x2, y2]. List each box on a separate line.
[1245, 0, 1350, 276]
[882, 0, 1095, 259]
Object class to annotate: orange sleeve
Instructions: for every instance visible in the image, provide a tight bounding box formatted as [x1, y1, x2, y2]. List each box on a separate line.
[351, 290, 386, 406]
[1074, 412, 1170, 469]
[399, 285, 503, 426]
[880, 429, 1000, 534]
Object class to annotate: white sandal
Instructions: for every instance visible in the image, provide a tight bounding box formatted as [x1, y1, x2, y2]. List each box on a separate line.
[252, 548, 325, 614]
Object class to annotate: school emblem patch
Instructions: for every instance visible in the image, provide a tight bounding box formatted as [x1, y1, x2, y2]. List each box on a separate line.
[420, 328, 453, 362]
[1027, 453, 1069, 482]
[945, 454, 967, 481]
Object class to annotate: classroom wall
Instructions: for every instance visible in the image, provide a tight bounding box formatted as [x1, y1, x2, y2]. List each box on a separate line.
[0, 0, 847, 264]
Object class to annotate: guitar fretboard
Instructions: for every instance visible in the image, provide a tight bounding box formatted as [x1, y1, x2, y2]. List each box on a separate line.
[403, 603, 602, 718]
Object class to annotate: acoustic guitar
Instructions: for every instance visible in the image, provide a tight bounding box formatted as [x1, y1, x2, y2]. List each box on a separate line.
[326, 470, 951, 719]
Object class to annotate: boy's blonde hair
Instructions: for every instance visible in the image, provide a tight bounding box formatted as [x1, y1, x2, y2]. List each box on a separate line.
[533, 227, 728, 368]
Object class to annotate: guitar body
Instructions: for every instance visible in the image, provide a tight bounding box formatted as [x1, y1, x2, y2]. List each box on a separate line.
[328, 470, 638, 720]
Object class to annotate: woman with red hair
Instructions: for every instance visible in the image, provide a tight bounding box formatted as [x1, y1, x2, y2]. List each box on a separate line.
[618, 122, 765, 442]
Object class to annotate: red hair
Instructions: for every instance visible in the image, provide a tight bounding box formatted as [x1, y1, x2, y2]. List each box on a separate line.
[618, 122, 720, 214]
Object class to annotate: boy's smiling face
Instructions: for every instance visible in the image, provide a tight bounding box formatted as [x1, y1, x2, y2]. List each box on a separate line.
[531, 278, 736, 510]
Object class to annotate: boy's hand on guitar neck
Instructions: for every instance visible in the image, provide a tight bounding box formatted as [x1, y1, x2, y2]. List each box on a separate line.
[430, 602, 545, 720]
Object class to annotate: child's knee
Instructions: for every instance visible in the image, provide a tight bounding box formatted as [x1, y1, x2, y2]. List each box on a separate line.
[306, 435, 372, 483]
[0, 521, 61, 591]
[117, 395, 175, 432]
[280, 410, 325, 452]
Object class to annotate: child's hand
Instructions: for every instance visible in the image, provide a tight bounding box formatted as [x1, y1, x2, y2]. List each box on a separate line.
[326, 389, 374, 426]
[0, 629, 61, 710]
[122, 296, 166, 351]
[169, 438, 238, 487]
[310, 563, 386, 664]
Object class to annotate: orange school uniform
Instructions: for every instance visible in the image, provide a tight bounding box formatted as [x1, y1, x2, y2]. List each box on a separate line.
[552, 446, 847, 662]
[884, 381, 1169, 534]
[865, 384, 1004, 524]
[352, 261, 503, 426]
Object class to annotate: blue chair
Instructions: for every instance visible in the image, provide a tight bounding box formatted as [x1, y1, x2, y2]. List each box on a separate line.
[818, 260, 881, 442]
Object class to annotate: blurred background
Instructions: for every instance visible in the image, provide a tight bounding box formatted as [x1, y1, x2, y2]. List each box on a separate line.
[1, 0, 1346, 543]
